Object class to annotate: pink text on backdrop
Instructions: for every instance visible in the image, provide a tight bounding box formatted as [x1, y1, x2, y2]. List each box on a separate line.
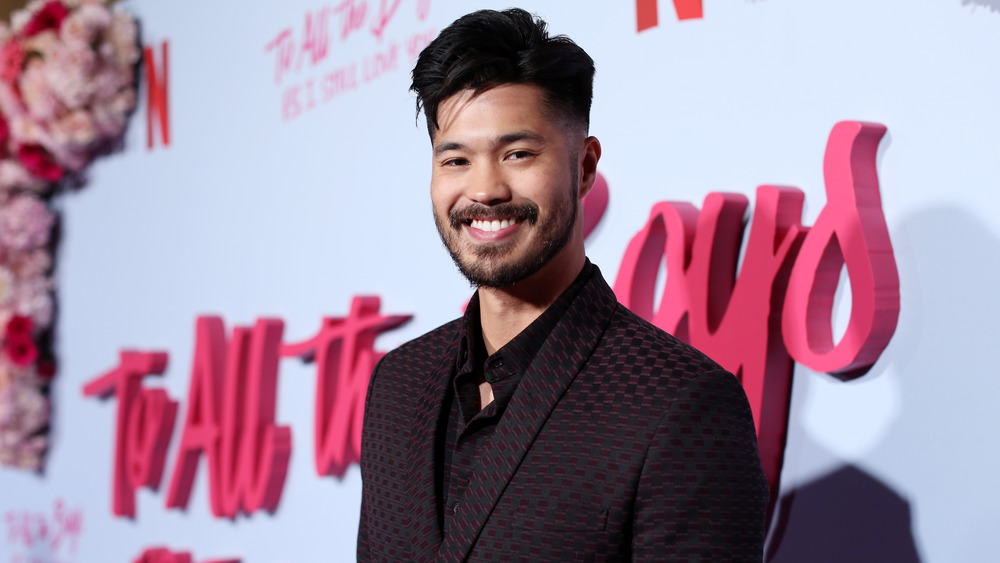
[266, 1, 436, 121]
[82, 298, 411, 519]
[165, 318, 291, 518]
[613, 120, 900, 518]
[281, 298, 410, 477]
[3, 500, 83, 562]
[636, 0, 704, 32]
[266, 0, 432, 86]
[144, 41, 170, 150]
[133, 547, 239, 563]
[82, 352, 176, 518]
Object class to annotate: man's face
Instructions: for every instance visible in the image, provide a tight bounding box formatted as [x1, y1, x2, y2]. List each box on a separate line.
[430, 83, 582, 288]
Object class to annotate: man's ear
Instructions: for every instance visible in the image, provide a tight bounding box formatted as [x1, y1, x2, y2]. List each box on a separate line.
[577, 136, 602, 200]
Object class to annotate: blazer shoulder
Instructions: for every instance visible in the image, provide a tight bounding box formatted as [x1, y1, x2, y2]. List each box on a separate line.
[377, 316, 463, 372]
[610, 304, 724, 369]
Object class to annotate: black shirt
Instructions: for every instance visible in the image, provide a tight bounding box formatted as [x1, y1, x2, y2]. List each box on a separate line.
[440, 261, 596, 533]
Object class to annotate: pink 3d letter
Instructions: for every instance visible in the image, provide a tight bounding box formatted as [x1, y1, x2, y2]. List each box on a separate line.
[282, 297, 410, 477]
[82, 351, 176, 518]
[166, 317, 292, 517]
[781, 121, 900, 378]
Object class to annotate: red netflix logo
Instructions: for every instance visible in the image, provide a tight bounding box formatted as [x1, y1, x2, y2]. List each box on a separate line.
[144, 41, 170, 149]
[83, 297, 410, 519]
[636, 0, 703, 31]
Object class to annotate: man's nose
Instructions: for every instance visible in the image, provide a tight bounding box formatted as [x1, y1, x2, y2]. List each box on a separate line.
[465, 162, 512, 205]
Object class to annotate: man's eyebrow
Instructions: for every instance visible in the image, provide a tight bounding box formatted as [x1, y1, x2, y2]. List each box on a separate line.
[433, 141, 466, 156]
[497, 131, 545, 146]
[433, 131, 546, 157]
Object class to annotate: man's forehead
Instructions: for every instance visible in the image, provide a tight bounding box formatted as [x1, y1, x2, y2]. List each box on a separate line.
[431, 84, 579, 146]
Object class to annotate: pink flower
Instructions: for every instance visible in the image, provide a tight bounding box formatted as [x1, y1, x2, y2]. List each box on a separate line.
[6, 249, 51, 278]
[0, 266, 13, 306]
[93, 67, 126, 99]
[0, 40, 24, 84]
[59, 3, 111, 46]
[0, 193, 55, 250]
[0, 383, 49, 450]
[0, 159, 47, 192]
[51, 109, 96, 147]
[106, 10, 138, 67]
[45, 42, 97, 108]
[11, 274, 53, 328]
[16, 144, 63, 182]
[90, 97, 127, 137]
[19, 61, 64, 121]
[22, 29, 58, 60]
[22, 2, 70, 38]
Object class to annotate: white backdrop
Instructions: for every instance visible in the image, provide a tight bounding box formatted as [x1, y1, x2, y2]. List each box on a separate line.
[2, 0, 999, 561]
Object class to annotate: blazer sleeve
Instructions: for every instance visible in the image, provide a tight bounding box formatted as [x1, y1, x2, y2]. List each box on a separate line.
[356, 355, 386, 562]
[632, 368, 769, 562]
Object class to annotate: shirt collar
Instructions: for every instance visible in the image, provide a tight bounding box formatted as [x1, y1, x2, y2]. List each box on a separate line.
[460, 260, 596, 383]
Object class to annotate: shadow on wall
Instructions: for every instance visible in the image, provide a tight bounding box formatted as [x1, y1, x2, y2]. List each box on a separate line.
[962, 0, 1000, 12]
[767, 204, 1000, 561]
[766, 465, 921, 562]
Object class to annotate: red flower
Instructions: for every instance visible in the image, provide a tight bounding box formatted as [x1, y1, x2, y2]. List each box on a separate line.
[22, 1, 70, 38]
[5, 315, 33, 340]
[5, 334, 38, 367]
[0, 40, 24, 85]
[0, 113, 8, 150]
[17, 144, 63, 182]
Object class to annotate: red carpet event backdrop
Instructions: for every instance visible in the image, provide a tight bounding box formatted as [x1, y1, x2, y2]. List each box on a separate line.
[1, 1, 997, 562]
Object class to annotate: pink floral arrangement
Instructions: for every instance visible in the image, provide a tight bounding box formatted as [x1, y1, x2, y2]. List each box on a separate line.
[0, 0, 139, 470]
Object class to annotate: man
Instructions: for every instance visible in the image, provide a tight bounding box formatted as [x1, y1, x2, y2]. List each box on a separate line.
[358, 8, 768, 562]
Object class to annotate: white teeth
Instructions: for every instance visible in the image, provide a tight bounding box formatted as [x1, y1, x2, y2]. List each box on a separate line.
[469, 218, 517, 232]
[469, 219, 517, 233]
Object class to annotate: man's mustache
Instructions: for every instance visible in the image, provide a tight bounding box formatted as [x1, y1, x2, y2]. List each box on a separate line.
[448, 202, 539, 230]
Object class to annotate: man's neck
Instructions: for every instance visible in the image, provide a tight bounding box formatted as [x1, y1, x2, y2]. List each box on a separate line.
[477, 253, 586, 355]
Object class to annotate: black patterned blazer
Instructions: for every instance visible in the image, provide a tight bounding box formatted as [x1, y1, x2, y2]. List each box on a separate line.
[358, 267, 769, 562]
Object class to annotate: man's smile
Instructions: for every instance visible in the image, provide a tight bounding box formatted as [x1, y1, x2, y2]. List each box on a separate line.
[462, 218, 523, 242]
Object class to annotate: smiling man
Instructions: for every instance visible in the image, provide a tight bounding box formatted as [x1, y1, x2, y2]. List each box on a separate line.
[358, 8, 769, 562]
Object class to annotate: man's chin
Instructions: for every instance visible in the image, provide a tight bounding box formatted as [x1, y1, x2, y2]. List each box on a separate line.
[453, 255, 544, 289]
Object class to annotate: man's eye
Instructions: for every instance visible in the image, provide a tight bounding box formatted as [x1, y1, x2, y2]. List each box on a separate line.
[506, 150, 534, 161]
[442, 158, 469, 166]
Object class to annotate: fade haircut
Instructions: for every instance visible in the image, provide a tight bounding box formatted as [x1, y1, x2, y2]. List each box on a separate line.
[410, 8, 595, 138]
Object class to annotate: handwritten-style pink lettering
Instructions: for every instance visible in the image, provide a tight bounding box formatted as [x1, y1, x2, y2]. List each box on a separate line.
[613, 120, 900, 517]
[82, 352, 175, 518]
[83, 299, 411, 521]
[282, 297, 411, 477]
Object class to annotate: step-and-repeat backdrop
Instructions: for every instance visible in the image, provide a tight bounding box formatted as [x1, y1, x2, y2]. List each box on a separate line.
[1, 1, 998, 561]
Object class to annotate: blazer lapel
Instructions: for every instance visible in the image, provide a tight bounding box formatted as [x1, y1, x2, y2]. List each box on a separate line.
[404, 336, 459, 561]
[437, 271, 620, 562]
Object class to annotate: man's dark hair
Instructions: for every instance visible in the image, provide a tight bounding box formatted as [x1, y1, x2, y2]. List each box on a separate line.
[410, 8, 595, 138]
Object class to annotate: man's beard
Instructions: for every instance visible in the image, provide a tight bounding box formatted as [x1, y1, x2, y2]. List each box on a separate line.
[434, 183, 578, 289]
